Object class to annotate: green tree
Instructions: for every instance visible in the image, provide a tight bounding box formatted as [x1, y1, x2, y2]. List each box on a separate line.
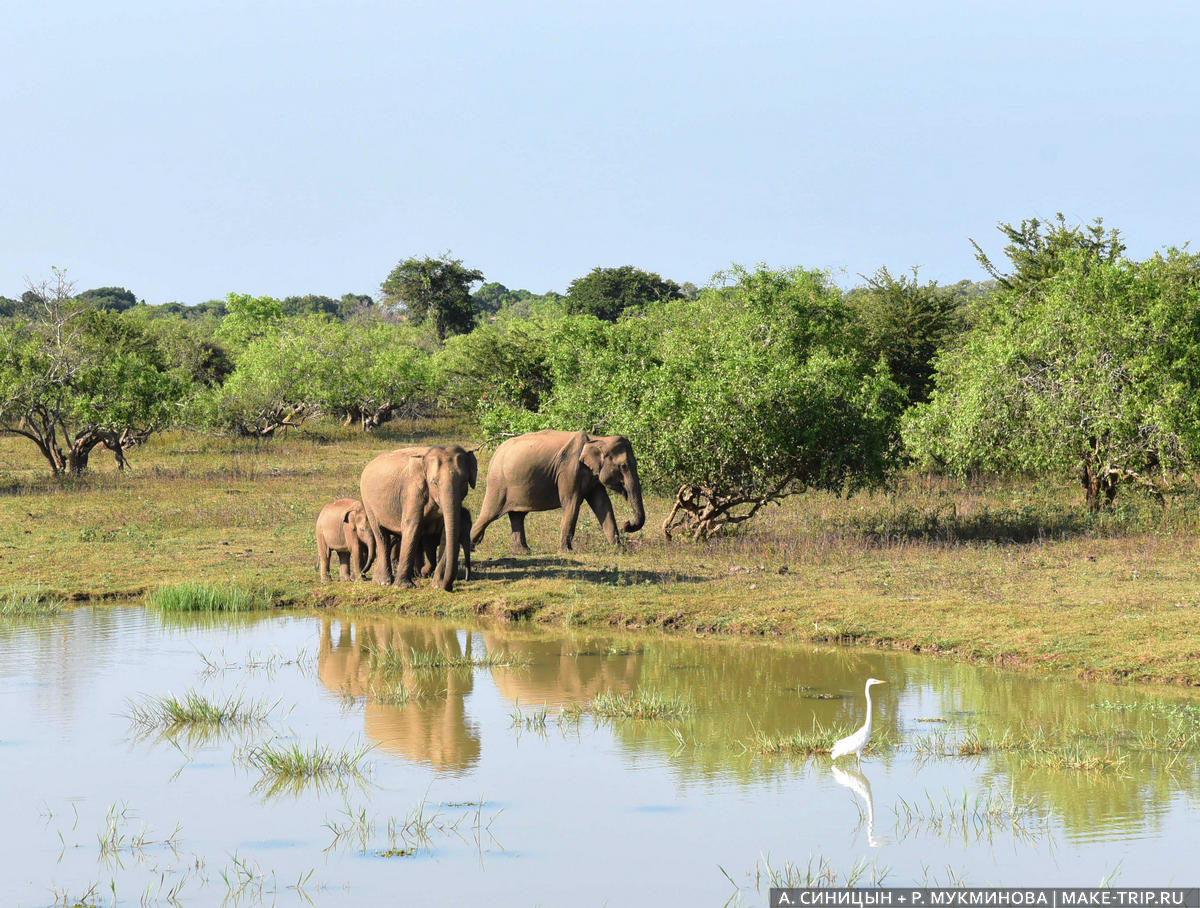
[281, 294, 340, 318]
[0, 271, 190, 474]
[564, 265, 683, 322]
[75, 286, 138, 311]
[480, 266, 903, 538]
[846, 267, 964, 404]
[971, 213, 1125, 293]
[198, 316, 433, 436]
[904, 247, 1200, 510]
[215, 292, 283, 349]
[380, 254, 484, 342]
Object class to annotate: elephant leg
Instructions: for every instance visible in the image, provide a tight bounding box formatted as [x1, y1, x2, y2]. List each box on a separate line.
[509, 512, 532, 555]
[337, 551, 352, 581]
[419, 534, 438, 577]
[558, 496, 583, 552]
[586, 487, 620, 546]
[471, 485, 505, 546]
[349, 541, 363, 581]
[318, 538, 331, 582]
[393, 521, 422, 588]
[366, 511, 394, 587]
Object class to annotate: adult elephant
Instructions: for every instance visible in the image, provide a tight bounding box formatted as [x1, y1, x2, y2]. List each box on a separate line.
[360, 444, 477, 591]
[471, 430, 645, 554]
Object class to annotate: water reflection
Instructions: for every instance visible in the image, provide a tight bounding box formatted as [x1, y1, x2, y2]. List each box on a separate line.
[832, 765, 889, 847]
[317, 617, 481, 773]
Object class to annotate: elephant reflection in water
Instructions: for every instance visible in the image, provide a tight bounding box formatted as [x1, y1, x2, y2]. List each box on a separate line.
[317, 618, 480, 772]
[480, 630, 642, 707]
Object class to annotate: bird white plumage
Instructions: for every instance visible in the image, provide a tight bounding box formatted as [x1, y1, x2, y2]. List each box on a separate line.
[830, 678, 886, 762]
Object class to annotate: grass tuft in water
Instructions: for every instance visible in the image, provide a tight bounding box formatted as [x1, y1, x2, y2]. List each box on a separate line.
[243, 741, 371, 782]
[588, 688, 693, 720]
[1, 586, 66, 617]
[127, 690, 274, 730]
[146, 582, 270, 612]
[752, 720, 895, 757]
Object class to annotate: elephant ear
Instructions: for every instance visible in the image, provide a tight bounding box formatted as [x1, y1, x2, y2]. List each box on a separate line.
[580, 441, 604, 477]
[466, 451, 478, 489]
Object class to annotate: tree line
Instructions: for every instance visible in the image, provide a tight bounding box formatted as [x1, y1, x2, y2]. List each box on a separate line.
[4, 216, 1198, 537]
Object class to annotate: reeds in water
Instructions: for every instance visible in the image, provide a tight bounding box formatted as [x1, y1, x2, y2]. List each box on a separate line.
[146, 582, 270, 612]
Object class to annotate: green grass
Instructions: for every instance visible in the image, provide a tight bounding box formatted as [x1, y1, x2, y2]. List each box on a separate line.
[751, 720, 897, 757]
[127, 690, 275, 730]
[146, 582, 271, 612]
[364, 641, 529, 672]
[587, 688, 693, 720]
[0, 586, 66, 617]
[242, 740, 371, 780]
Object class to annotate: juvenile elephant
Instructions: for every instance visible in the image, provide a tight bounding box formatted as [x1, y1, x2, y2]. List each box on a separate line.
[360, 445, 477, 591]
[419, 506, 473, 583]
[316, 498, 376, 581]
[471, 430, 645, 554]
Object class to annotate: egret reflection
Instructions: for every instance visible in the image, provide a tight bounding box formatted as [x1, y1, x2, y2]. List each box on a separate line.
[832, 764, 890, 847]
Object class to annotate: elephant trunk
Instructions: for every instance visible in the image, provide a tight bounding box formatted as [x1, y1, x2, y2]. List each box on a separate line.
[363, 530, 377, 576]
[438, 497, 461, 591]
[622, 472, 646, 534]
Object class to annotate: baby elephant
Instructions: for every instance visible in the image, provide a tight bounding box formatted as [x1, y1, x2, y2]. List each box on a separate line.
[316, 498, 376, 582]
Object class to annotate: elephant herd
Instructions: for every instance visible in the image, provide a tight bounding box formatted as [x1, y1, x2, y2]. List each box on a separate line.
[315, 429, 647, 591]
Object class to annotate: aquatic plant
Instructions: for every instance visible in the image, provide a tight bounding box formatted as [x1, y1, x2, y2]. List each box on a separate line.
[242, 740, 372, 789]
[751, 720, 895, 757]
[126, 690, 275, 731]
[146, 582, 270, 612]
[588, 688, 693, 720]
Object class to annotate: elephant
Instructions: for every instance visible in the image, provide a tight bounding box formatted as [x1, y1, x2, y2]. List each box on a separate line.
[470, 430, 645, 554]
[418, 505, 473, 583]
[315, 498, 376, 582]
[360, 444, 477, 591]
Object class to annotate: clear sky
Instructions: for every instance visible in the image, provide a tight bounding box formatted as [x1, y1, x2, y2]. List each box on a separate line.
[3, 1, 1197, 304]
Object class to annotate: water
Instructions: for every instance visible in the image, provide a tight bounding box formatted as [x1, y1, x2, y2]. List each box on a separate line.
[1, 606, 1198, 906]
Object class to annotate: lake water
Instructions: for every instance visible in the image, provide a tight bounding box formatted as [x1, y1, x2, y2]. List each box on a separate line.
[1, 606, 1198, 906]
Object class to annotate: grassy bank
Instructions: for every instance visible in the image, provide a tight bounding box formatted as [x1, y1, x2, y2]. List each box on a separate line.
[3, 423, 1200, 685]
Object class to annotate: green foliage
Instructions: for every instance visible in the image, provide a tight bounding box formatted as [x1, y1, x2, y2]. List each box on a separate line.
[971, 213, 1125, 293]
[282, 294, 340, 318]
[904, 245, 1200, 507]
[846, 267, 964, 403]
[564, 265, 683, 322]
[479, 266, 902, 536]
[0, 272, 192, 474]
[74, 286, 138, 311]
[380, 254, 484, 342]
[216, 292, 283, 349]
[197, 315, 432, 436]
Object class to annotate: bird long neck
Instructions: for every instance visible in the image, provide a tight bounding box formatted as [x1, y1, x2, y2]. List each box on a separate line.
[862, 682, 875, 736]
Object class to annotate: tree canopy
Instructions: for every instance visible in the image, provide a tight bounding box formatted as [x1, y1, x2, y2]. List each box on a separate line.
[905, 220, 1200, 509]
[0, 272, 189, 474]
[564, 265, 683, 322]
[380, 254, 483, 342]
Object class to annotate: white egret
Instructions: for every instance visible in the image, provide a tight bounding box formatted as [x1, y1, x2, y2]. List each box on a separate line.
[830, 678, 886, 763]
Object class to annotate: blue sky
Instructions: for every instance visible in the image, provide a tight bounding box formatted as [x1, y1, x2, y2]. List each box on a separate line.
[2, 1, 1197, 303]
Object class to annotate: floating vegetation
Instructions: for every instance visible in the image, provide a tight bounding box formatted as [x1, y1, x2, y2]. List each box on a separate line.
[891, 790, 1048, 842]
[127, 690, 275, 732]
[510, 700, 550, 730]
[324, 797, 502, 857]
[369, 679, 416, 707]
[0, 586, 66, 617]
[910, 727, 1130, 772]
[588, 689, 693, 721]
[197, 647, 312, 678]
[363, 642, 530, 673]
[1093, 699, 1200, 723]
[146, 582, 270, 612]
